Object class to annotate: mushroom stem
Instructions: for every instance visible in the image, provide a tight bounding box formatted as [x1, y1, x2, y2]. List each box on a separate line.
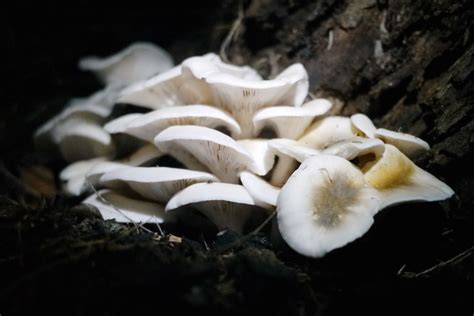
[270, 155, 298, 187]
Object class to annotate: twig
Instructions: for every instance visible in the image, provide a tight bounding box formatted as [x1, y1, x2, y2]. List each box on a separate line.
[219, 0, 244, 63]
[401, 246, 474, 278]
[212, 209, 277, 254]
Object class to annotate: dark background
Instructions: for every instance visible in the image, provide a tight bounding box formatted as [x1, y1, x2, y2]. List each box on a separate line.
[1, 0, 473, 315]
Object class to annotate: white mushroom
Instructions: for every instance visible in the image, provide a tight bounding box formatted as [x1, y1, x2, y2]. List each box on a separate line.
[83, 189, 167, 223]
[103, 113, 144, 134]
[322, 137, 385, 161]
[79, 42, 174, 85]
[55, 119, 115, 162]
[59, 145, 164, 196]
[350, 113, 430, 158]
[253, 98, 332, 139]
[298, 116, 359, 149]
[374, 128, 430, 158]
[165, 182, 266, 233]
[117, 53, 259, 109]
[267, 139, 321, 186]
[239, 171, 280, 210]
[34, 101, 112, 154]
[100, 166, 218, 203]
[277, 155, 381, 258]
[360, 144, 454, 209]
[154, 125, 259, 183]
[236, 139, 276, 176]
[60, 158, 107, 196]
[350, 113, 377, 138]
[183, 57, 309, 138]
[121, 105, 241, 142]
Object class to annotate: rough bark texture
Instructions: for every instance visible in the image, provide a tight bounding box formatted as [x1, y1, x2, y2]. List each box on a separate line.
[1, 0, 473, 315]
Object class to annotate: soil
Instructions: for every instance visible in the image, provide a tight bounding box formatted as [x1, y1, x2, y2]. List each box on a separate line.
[1, 0, 473, 315]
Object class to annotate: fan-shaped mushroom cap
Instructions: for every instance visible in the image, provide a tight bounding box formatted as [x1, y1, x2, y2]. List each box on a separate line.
[323, 137, 385, 161]
[182, 58, 309, 138]
[374, 128, 430, 158]
[103, 113, 144, 134]
[277, 155, 381, 258]
[350, 113, 377, 138]
[59, 158, 107, 196]
[55, 119, 115, 162]
[154, 125, 260, 183]
[79, 42, 174, 85]
[253, 98, 332, 139]
[83, 189, 167, 223]
[121, 105, 241, 142]
[100, 166, 218, 203]
[117, 65, 207, 109]
[267, 139, 321, 186]
[236, 139, 276, 176]
[268, 139, 321, 163]
[59, 145, 164, 196]
[298, 116, 359, 149]
[360, 144, 454, 209]
[165, 182, 266, 233]
[117, 53, 259, 109]
[240, 171, 280, 210]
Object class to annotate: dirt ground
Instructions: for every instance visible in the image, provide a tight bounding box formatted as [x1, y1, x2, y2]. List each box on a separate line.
[1, 0, 473, 315]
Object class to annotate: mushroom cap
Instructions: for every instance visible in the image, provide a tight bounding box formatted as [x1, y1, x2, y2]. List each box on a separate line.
[253, 98, 332, 139]
[361, 144, 454, 209]
[55, 119, 115, 162]
[79, 42, 174, 85]
[323, 137, 385, 161]
[298, 116, 358, 149]
[122, 105, 242, 142]
[154, 125, 258, 183]
[240, 171, 280, 210]
[374, 128, 430, 158]
[236, 139, 276, 176]
[83, 189, 167, 223]
[268, 139, 321, 163]
[103, 113, 144, 134]
[100, 166, 218, 203]
[277, 155, 381, 258]
[116, 53, 259, 109]
[183, 53, 262, 81]
[34, 101, 112, 154]
[117, 65, 207, 109]
[182, 58, 309, 138]
[165, 182, 265, 233]
[118, 144, 163, 166]
[350, 113, 377, 138]
[59, 158, 107, 196]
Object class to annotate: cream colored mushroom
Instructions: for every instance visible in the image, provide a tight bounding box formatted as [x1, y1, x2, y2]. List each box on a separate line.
[298, 116, 359, 149]
[183, 57, 309, 138]
[239, 171, 280, 210]
[83, 189, 167, 223]
[165, 182, 266, 233]
[267, 139, 321, 186]
[252, 98, 332, 139]
[360, 144, 454, 209]
[351, 113, 430, 158]
[100, 166, 218, 203]
[79, 42, 174, 85]
[59, 145, 164, 196]
[55, 119, 115, 162]
[117, 53, 259, 109]
[120, 105, 241, 142]
[154, 125, 259, 183]
[277, 155, 381, 258]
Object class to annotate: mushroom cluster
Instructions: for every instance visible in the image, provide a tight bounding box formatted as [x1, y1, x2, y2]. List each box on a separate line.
[35, 42, 454, 258]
